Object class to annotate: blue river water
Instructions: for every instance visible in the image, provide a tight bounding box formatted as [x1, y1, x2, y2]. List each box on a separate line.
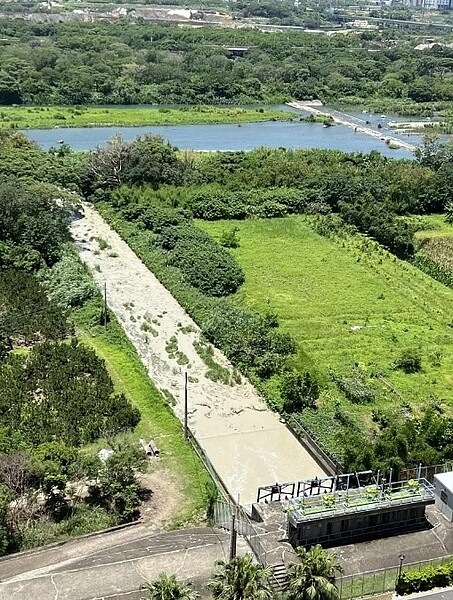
[23, 112, 424, 158]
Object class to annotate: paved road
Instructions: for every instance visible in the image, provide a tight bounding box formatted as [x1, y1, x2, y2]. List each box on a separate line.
[0, 526, 246, 600]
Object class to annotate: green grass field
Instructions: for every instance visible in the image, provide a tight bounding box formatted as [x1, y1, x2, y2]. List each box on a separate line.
[414, 214, 453, 239]
[199, 216, 453, 413]
[0, 105, 290, 130]
[73, 302, 211, 528]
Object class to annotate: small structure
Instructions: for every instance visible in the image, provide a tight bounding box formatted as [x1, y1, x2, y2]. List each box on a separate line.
[434, 472, 453, 521]
[254, 472, 435, 549]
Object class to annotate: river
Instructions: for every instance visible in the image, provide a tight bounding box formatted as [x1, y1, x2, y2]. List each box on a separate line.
[23, 118, 421, 158]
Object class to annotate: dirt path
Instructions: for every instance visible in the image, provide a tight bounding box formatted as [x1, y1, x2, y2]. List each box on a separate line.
[70, 204, 326, 506]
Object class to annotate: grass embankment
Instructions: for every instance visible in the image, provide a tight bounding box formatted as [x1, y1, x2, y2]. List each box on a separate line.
[199, 216, 453, 416]
[0, 105, 290, 129]
[72, 300, 211, 528]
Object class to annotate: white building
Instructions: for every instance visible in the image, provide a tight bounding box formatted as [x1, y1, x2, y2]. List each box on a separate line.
[434, 472, 453, 521]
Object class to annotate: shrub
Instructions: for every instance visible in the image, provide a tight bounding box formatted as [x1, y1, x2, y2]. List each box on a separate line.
[219, 227, 240, 248]
[189, 191, 248, 220]
[394, 348, 422, 374]
[396, 562, 453, 596]
[281, 371, 320, 413]
[332, 371, 375, 404]
[40, 246, 96, 309]
[202, 301, 295, 373]
[138, 205, 188, 233]
[164, 227, 245, 296]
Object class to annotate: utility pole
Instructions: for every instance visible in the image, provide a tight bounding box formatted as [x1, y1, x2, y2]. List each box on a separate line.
[184, 371, 188, 439]
[103, 282, 108, 328]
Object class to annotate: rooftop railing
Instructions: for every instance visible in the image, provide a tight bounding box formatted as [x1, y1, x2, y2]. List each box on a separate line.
[287, 478, 434, 525]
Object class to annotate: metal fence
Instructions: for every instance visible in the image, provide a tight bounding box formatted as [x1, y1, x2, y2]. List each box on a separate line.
[400, 463, 453, 485]
[338, 555, 453, 600]
[213, 499, 268, 565]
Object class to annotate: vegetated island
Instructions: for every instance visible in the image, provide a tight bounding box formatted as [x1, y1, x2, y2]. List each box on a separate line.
[0, 105, 292, 130]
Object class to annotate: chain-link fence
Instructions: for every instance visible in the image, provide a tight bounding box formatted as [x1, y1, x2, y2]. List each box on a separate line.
[338, 555, 453, 600]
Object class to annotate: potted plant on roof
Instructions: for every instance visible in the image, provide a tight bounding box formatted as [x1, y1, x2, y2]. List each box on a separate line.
[322, 493, 336, 510]
[364, 485, 380, 502]
[407, 479, 420, 494]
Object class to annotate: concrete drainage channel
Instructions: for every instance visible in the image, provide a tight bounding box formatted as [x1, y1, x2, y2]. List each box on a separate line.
[71, 204, 328, 508]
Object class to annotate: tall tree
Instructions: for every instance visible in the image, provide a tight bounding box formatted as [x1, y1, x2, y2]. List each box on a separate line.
[207, 555, 274, 600]
[286, 545, 343, 600]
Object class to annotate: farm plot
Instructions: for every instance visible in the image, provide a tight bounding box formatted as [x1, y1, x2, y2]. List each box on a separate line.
[199, 216, 453, 412]
[415, 215, 453, 272]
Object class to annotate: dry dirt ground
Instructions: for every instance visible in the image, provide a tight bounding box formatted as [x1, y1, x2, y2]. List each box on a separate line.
[70, 204, 326, 506]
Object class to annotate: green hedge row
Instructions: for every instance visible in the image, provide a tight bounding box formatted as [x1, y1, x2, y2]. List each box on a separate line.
[188, 187, 315, 220]
[396, 561, 453, 595]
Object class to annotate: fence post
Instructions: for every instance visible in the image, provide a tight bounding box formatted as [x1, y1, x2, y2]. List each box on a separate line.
[361, 573, 365, 597]
[382, 568, 386, 593]
[373, 571, 376, 596]
[339, 576, 343, 600]
[230, 510, 237, 559]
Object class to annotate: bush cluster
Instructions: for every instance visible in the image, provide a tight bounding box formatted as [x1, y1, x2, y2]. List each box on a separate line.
[331, 371, 376, 404]
[396, 562, 453, 595]
[167, 227, 245, 296]
[188, 187, 306, 220]
[111, 187, 245, 298]
[201, 302, 296, 376]
[0, 339, 140, 447]
[281, 371, 320, 413]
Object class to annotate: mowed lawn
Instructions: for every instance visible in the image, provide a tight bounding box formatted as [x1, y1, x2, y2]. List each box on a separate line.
[199, 216, 453, 408]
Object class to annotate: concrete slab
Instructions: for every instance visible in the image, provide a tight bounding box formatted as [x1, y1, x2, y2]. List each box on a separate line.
[0, 527, 247, 600]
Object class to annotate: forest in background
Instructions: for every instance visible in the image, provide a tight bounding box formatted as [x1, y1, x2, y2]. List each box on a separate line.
[0, 19, 452, 110]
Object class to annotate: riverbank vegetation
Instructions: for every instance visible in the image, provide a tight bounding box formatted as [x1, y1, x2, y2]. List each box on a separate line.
[3, 124, 453, 502]
[0, 132, 210, 555]
[0, 105, 290, 130]
[79, 130, 453, 475]
[0, 19, 453, 114]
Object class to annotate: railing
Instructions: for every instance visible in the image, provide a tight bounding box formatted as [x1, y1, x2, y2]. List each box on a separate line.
[284, 413, 343, 475]
[400, 462, 453, 485]
[185, 426, 234, 505]
[338, 555, 453, 600]
[213, 499, 268, 566]
[287, 478, 434, 524]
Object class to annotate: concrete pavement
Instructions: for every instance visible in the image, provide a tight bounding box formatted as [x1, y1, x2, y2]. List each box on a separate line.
[0, 526, 248, 600]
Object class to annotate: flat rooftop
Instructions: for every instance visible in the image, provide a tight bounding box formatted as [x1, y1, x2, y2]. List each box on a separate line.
[287, 479, 435, 525]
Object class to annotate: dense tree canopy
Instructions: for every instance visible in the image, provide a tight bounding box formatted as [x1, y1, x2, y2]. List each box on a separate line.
[0, 19, 452, 106]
